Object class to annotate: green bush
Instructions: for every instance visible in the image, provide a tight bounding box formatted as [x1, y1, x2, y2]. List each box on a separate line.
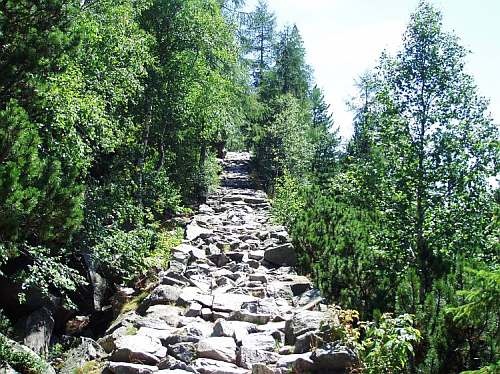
[92, 227, 156, 282]
[0, 334, 49, 374]
[360, 314, 421, 373]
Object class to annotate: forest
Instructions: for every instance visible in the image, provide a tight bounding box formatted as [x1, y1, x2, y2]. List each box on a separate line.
[0, 0, 498, 373]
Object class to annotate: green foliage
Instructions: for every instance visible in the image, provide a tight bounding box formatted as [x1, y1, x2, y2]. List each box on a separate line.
[253, 94, 314, 189]
[360, 314, 421, 373]
[0, 310, 12, 337]
[269, 2, 498, 372]
[0, 334, 49, 374]
[92, 228, 155, 282]
[272, 173, 307, 225]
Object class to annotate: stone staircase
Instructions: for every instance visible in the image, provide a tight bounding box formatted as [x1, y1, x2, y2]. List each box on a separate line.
[99, 152, 357, 374]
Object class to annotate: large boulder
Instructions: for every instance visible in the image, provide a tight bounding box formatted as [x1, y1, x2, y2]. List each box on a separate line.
[196, 337, 237, 363]
[111, 335, 166, 365]
[284, 311, 324, 345]
[23, 306, 54, 356]
[264, 244, 297, 267]
[310, 343, 358, 371]
[59, 337, 106, 374]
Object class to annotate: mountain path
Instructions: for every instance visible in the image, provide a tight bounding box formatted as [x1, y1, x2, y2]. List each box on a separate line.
[98, 152, 355, 374]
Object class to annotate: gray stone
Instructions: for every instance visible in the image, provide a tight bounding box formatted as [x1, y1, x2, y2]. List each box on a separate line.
[212, 293, 257, 313]
[168, 342, 197, 363]
[238, 347, 280, 370]
[23, 306, 54, 357]
[207, 253, 230, 268]
[196, 337, 237, 363]
[140, 286, 182, 312]
[111, 335, 165, 365]
[59, 337, 105, 374]
[310, 343, 358, 371]
[212, 320, 257, 343]
[264, 244, 297, 267]
[185, 302, 202, 317]
[251, 363, 276, 374]
[146, 305, 184, 327]
[248, 250, 264, 261]
[179, 287, 214, 308]
[241, 333, 276, 351]
[186, 222, 212, 241]
[284, 311, 324, 344]
[191, 358, 247, 374]
[248, 274, 267, 283]
[225, 252, 244, 262]
[107, 362, 158, 374]
[276, 353, 314, 372]
[294, 331, 323, 354]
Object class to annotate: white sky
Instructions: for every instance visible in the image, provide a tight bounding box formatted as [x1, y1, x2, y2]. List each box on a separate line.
[245, 0, 500, 139]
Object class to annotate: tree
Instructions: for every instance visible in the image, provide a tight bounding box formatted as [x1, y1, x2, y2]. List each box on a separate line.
[264, 24, 311, 99]
[377, 1, 498, 298]
[245, 0, 276, 86]
[309, 85, 339, 180]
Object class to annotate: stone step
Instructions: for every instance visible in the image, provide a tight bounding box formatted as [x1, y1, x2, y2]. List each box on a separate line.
[98, 152, 356, 374]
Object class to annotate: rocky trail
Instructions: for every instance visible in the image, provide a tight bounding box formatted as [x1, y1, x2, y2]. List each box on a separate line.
[97, 152, 357, 374]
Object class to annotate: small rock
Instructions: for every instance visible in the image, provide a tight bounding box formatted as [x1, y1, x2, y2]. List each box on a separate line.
[185, 302, 202, 317]
[276, 353, 314, 372]
[238, 347, 280, 369]
[191, 358, 247, 374]
[186, 222, 212, 241]
[168, 342, 197, 364]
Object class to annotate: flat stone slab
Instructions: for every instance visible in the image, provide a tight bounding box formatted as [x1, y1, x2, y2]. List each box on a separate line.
[191, 358, 247, 374]
[197, 337, 237, 363]
[212, 293, 258, 313]
[107, 362, 158, 374]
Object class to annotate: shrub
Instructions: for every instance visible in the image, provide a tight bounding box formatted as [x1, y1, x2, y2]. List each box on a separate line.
[0, 334, 49, 374]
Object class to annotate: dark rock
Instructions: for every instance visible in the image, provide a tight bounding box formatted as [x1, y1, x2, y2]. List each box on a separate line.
[23, 306, 54, 356]
[59, 337, 105, 374]
[310, 343, 358, 371]
[168, 342, 197, 363]
[264, 244, 297, 267]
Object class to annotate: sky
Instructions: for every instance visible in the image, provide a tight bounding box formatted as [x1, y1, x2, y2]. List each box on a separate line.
[244, 0, 500, 139]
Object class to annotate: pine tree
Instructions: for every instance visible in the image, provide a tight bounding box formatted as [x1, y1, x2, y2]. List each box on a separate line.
[246, 0, 276, 86]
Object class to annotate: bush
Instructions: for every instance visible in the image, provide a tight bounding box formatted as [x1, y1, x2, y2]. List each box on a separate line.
[0, 334, 49, 374]
[360, 314, 421, 373]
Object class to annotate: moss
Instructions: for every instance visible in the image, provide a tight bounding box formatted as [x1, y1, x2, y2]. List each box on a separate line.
[119, 290, 149, 315]
[125, 325, 138, 335]
[74, 360, 104, 374]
